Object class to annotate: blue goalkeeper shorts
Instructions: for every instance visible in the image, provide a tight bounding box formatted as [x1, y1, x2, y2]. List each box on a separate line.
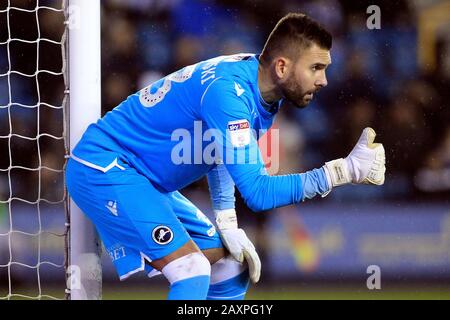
[65, 157, 223, 280]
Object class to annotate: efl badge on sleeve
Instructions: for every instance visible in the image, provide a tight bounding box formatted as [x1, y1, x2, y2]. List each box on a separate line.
[227, 119, 251, 147]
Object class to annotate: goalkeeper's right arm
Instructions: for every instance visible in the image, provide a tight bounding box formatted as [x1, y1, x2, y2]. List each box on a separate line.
[201, 78, 385, 212]
[240, 127, 386, 211]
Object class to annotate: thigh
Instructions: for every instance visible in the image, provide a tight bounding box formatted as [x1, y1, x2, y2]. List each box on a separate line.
[66, 158, 193, 279]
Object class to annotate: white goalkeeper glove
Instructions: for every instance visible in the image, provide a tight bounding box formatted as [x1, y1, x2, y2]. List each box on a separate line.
[323, 127, 386, 189]
[215, 209, 261, 284]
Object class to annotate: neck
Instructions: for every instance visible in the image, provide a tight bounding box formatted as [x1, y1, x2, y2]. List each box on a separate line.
[257, 62, 282, 104]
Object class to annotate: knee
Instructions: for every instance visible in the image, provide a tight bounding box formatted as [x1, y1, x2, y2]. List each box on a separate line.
[210, 255, 248, 284]
[162, 252, 211, 300]
[207, 255, 250, 300]
[161, 252, 211, 285]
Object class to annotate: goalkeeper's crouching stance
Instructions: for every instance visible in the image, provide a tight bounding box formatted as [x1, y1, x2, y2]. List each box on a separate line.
[66, 13, 385, 300]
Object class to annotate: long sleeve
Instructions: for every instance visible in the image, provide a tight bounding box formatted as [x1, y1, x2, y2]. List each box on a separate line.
[207, 164, 236, 210]
[201, 78, 329, 212]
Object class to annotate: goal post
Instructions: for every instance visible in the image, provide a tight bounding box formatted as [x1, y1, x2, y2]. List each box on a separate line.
[0, 0, 100, 300]
[67, 0, 102, 300]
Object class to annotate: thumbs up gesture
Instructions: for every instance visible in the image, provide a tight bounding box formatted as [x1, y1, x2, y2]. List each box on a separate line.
[323, 128, 386, 188]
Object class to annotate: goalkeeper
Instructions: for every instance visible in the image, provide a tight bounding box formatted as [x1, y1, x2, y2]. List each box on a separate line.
[66, 13, 385, 300]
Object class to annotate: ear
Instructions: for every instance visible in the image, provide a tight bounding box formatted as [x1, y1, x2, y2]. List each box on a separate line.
[274, 57, 290, 80]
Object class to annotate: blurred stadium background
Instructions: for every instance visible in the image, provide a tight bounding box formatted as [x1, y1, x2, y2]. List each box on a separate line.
[0, 0, 449, 299]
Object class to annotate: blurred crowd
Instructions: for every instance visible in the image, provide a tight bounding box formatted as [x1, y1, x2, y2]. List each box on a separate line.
[101, 0, 450, 203]
[0, 0, 449, 205]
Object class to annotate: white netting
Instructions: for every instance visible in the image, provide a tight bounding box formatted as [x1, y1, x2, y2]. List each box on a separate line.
[0, 0, 69, 300]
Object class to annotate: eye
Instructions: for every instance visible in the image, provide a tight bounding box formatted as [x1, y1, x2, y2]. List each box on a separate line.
[312, 64, 326, 71]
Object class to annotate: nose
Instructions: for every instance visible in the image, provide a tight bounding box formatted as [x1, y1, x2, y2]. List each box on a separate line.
[316, 73, 328, 88]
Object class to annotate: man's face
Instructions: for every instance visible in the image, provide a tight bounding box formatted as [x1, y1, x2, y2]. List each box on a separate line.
[279, 43, 331, 108]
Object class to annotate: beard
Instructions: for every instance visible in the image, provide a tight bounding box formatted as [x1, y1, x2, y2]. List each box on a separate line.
[280, 76, 314, 109]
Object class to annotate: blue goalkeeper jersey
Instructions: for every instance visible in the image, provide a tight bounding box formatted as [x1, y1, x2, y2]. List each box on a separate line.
[72, 53, 329, 211]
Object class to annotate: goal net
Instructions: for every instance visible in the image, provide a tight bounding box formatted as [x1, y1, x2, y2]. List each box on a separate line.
[0, 0, 101, 300]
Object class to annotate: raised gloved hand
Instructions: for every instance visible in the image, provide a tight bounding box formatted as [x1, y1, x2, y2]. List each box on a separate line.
[323, 127, 386, 188]
[215, 209, 261, 284]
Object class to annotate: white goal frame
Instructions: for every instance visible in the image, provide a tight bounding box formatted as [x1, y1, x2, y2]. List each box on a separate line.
[67, 0, 102, 300]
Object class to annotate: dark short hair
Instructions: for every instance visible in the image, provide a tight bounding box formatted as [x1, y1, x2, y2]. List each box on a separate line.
[260, 13, 332, 65]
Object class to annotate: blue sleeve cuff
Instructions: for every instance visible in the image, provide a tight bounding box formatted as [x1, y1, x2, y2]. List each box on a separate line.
[301, 167, 331, 200]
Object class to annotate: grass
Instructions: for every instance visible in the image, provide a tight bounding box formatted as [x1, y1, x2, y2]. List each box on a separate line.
[101, 285, 450, 300]
[2, 284, 450, 300]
